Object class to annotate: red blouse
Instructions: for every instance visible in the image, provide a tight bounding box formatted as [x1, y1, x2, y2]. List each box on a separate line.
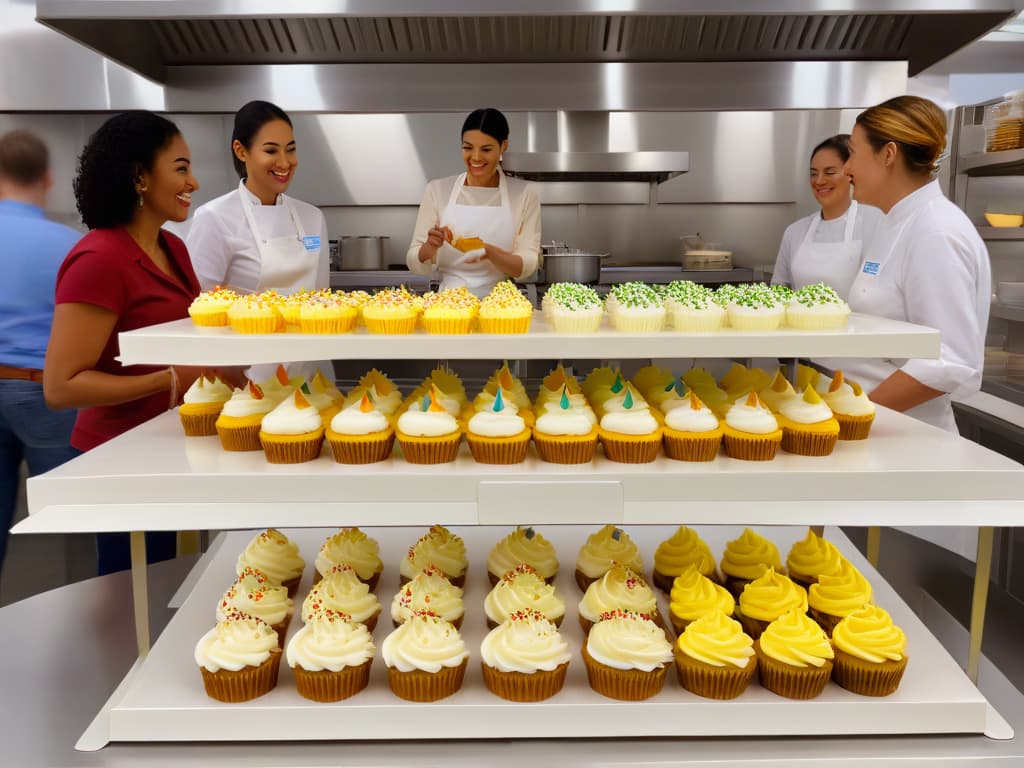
[55, 227, 199, 451]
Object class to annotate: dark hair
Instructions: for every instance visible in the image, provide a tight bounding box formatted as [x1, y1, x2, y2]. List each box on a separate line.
[231, 100, 292, 179]
[74, 111, 180, 230]
[461, 108, 510, 144]
[811, 134, 850, 164]
[0, 130, 49, 186]
[856, 95, 946, 176]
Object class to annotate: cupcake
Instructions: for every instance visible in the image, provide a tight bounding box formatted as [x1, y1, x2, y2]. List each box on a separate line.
[669, 565, 736, 634]
[484, 564, 565, 628]
[178, 372, 233, 436]
[605, 281, 666, 332]
[235, 528, 305, 597]
[807, 560, 873, 635]
[259, 388, 325, 464]
[785, 282, 851, 330]
[215, 381, 277, 451]
[487, 527, 559, 586]
[597, 384, 663, 463]
[823, 371, 876, 440]
[575, 524, 644, 592]
[286, 608, 374, 702]
[721, 391, 782, 461]
[217, 566, 294, 646]
[382, 612, 470, 702]
[227, 292, 283, 334]
[719, 528, 784, 597]
[391, 565, 465, 628]
[314, 527, 383, 589]
[302, 563, 382, 631]
[754, 608, 835, 699]
[362, 287, 420, 334]
[582, 610, 674, 701]
[542, 282, 604, 333]
[481, 610, 572, 702]
[831, 605, 908, 696]
[188, 287, 237, 327]
[786, 529, 845, 590]
[326, 391, 395, 464]
[777, 385, 840, 457]
[578, 564, 660, 634]
[478, 280, 533, 334]
[674, 609, 756, 699]
[344, 368, 403, 417]
[395, 386, 462, 464]
[195, 611, 282, 702]
[465, 388, 532, 464]
[663, 280, 727, 331]
[757, 369, 797, 413]
[400, 524, 468, 587]
[723, 283, 786, 331]
[532, 385, 599, 464]
[257, 364, 302, 403]
[681, 368, 732, 419]
[736, 567, 808, 640]
[299, 292, 358, 334]
[661, 390, 723, 462]
[652, 525, 718, 593]
[420, 286, 480, 334]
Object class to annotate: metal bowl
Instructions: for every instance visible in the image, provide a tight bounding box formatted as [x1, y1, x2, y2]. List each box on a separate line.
[543, 250, 607, 284]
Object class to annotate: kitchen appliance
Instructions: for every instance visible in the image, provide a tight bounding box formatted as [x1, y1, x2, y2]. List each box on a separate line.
[681, 234, 734, 271]
[541, 242, 607, 284]
[339, 236, 388, 271]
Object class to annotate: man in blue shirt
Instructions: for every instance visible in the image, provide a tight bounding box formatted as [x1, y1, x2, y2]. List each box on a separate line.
[0, 130, 80, 578]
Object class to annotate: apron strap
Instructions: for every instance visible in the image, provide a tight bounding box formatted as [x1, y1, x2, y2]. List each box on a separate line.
[843, 200, 858, 242]
[239, 179, 307, 257]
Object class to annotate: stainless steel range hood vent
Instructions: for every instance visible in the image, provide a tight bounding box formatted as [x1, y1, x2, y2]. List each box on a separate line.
[502, 152, 688, 184]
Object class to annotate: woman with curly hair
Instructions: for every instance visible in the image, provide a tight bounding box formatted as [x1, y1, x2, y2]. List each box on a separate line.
[43, 111, 203, 574]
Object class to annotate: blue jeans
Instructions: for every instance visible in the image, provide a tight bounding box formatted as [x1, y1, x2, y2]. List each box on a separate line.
[0, 380, 77, 572]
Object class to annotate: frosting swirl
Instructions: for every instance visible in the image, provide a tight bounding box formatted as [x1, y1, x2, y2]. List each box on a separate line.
[669, 566, 735, 622]
[576, 525, 644, 579]
[391, 566, 465, 625]
[484, 565, 565, 625]
[724, 393, 779, 435]
[183, 374, 232, 405]
[468, 409, 526, 438]
[396, 408, 459, 437]
[578, 565, 657, 623]
[758, 608, 834, 667]
[585, 611, 673, 672]
[286, 612, 375, 672]
[808, 561, 873, 618]
[480, 611, 572, 673]
[261, 390, 323, 435]
[220, 384, 277, 418]
[301, 565, 381, 625]
[330, 403, 389, 435]
[664, 392, 719, 434]
[676, 610, 754, 668]
[654, 526, 717, 579]
[315, 527, 383, 583]
[720, 529, 783, 581]
[738, 568, 808, 622]
[217, 567, 293, 627]
[195, 614, 279, 672]
[832, 605, 907, 663]
[381, 613, 469, 673]
[400, 525, 467, 581]
[786, 529, 844, 581]
[778, 386, 834, 425]
[487, 527, 559, 581]
[235, 529, 305, 586]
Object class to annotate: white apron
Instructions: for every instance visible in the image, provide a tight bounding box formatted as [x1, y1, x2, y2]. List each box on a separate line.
[791, 200, 862, 299]
[240, 180, 329, 382]
[437, 172, 516, 298]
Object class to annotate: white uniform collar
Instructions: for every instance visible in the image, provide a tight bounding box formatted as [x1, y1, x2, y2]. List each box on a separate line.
[239, 178, 285, 207]
[885, 178, 941, 224]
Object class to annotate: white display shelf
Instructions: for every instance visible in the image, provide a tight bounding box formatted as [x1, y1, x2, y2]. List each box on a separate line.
[17, 408, 1024, 535]
[100, 525, 993, 745]
[115, 314, 940, 366]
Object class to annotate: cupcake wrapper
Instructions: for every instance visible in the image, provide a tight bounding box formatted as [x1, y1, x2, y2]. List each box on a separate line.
[673, 648, 757, 699]
[282, 575, 301, 599]
[550, 314, 603, 334]
[610, 313, 666, 333]
[723, 576, 754, 599]
[387, 658, 468, 702]
[396, 431, 462, 464]
[189, 311, 229, 327]
[808, 607, 845, 637]
[478, 315, 532, 334]
[781, 429, 839, 457]
[199, 650, 282, 702]
[422, 316, 476, 335]
[180, 410, 221, 437]
[599, 430, 663, 464]
[755, 641, 833, 699]
[259, 431, 325, 464]
[364, 315, 418, 334]
[327, 430, 395, 464]
[662, 430, 722, 462]
[575, 568, 600, 593]
[229, 316, 283, 334]
[832, 649, 908, 696]
[726, 312, 783, 331]
[723, 433, 781, 461]
[532, 431, 599, 464]
[299, 315, 357, 335]
[581, 644, 669, 701]
[293, 659, 373, 702]
[466, 430, 532, 464]
[481, 661, 569, 702]
[735, 608, 771, 641]
[836, 413, 875, 441]
[669, 310, 726, 332]
[216, 422, 264, 451]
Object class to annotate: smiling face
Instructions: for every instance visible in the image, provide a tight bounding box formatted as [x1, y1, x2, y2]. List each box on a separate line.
[461, 129, 507, 187]
[137, 133, 198, 224]
[234, 118, 297, 204]
[844, 124, 889, 209]
[809, 147, 852, 214]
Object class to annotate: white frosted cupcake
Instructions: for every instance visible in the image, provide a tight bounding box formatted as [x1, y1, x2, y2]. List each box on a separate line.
[605, 282, 666, 332]
[287, 609, 375, 701]
[582, 609, 674, 701]
[543, 282, 604, 333]
[178, 373, 233, 436]
[663, 280, 727, 331]
[302, 563, 382, 631]
[723, 283, 786, 331]
[485, 563, 566, 628]
[382, 612, 469, 702]
[391, 565, 465, 628]
[487, 527, 559, 585]
[785, 283, 851, 330]
[481, 610, 572, 701]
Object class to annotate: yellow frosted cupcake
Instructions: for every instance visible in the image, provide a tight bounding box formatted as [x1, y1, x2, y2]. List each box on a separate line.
[720, 528, 784, 597]
[395, 386, 462, 464]
[195, 611, 282, 702]
[484, 564, 565, 628]
[736, 567, 808, 640]
[299, 292, 358, 334]
[668, 565, 735, 635]
[215, 381, 277, 451]
[227, 292, 283, 334]
[481, 610, 572, 702]
[315, 527, 383, 589]
[721, 391, 782, 461]
[178, 372, 233, 436]
[831, 605, 908, 696]
[674, 609, 756, 699]
[754, 608, 834, 699]
[777, 385, 840, 457]
[823, 371, 876, 440]
[578, 564, 661, 634]
[807, 560, 873, 635]
[652, 525, 719, 593]
[478, 280, 533, 334]
[598, 384, 663, 463]
[420, 287, 479, 334]
[259, 388, 325, 464]
[757, 369, 798, 413]
[362, 287, 420, 334]
[575, 524, 644, 592]
[487, 527, 559, 586]
[399, 524, 468, 588]
[188, 287, 237, 327]
[326, 391, 395, 464]
[302, 563, 382, 632]
[661, 390, 723, 462]
[391, 565, 465, 629]
[786, 529, 845, 590]
[582, 610, 673, 701]
[465, 387, 531, 464]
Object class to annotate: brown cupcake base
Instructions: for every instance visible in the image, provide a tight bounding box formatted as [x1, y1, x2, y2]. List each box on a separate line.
[199, 649, 282, 702]
[781, 428, 839, 457]
[387, 658, 468, 702]
[831, 648, 908, 696]
[836, 412, 875, 441]
[581, 643, 669, 701]
[293, 659, 372, 702]
[481, 661, 569, 702]
[755, 640, 833, 699]
[674, 646, 757, 699]
[652, 568, 722, 594]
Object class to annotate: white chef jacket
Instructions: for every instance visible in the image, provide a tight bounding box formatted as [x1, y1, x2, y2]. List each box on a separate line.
[406, 172, 541, 281]
[839, 180, 991, 432]
[773, 202, 882, 298]
[186, 184, 330, 294]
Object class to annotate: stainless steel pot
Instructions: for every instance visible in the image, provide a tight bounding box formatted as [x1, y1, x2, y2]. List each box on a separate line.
[543, 250, 607, 284]
[340, 235, 389, 270]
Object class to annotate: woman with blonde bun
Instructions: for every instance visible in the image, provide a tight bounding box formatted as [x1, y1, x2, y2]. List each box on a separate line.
[837, 95, 989, 433]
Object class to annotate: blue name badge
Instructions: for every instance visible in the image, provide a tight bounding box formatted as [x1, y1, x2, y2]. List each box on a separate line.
[303, 235, 321, 252]
[862, 260, 880, 276]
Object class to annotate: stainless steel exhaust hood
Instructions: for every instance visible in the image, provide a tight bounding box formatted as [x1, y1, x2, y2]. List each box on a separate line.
[502, 151, 688, 184]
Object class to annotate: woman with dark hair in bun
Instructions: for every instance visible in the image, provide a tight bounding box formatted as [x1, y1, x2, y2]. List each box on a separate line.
[44, 110, 203, 574]
[186, 100, 329, 294]
[773, 134, 881, 298]
[407, 108, 540, 297]
[840, 95, 990, 433]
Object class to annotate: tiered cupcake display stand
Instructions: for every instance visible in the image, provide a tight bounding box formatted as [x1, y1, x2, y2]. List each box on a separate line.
[16, 312, 1024, 752]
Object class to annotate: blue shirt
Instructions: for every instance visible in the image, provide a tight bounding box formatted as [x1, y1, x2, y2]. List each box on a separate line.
[0, 200, 82, 369]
